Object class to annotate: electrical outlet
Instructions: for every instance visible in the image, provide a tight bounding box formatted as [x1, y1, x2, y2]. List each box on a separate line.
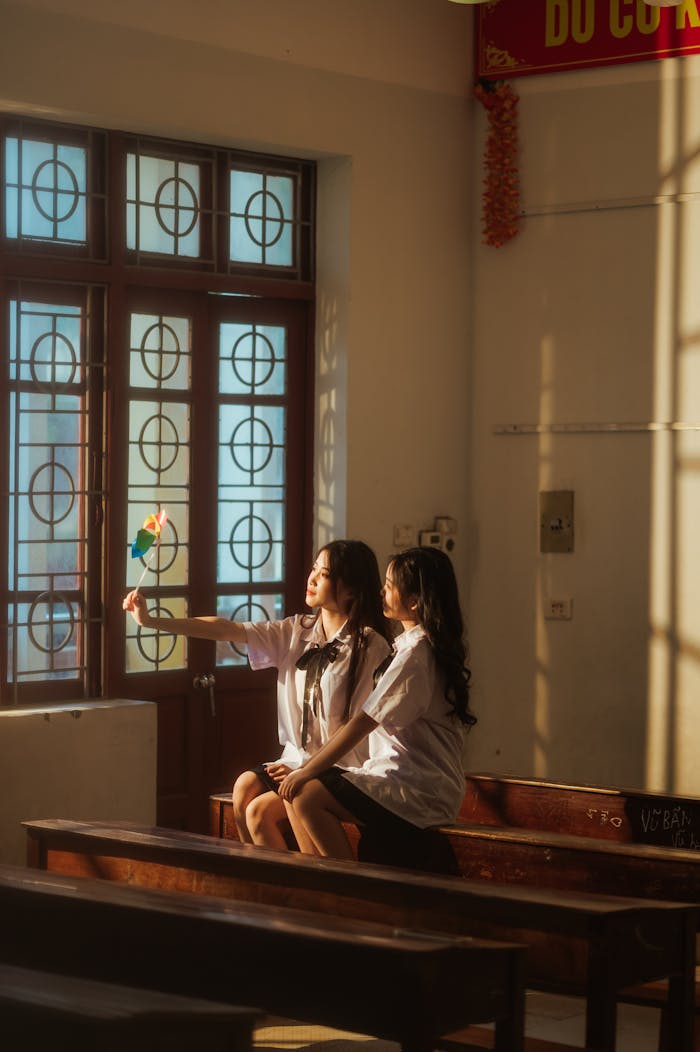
[434, 516, 457, 535]
[544, 598, 573, 621]
[393, 524, 414, 548]
[419, 530, 443, 549]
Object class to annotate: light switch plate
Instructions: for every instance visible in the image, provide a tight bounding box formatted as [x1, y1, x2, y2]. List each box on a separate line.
[540, 490, 574, 553]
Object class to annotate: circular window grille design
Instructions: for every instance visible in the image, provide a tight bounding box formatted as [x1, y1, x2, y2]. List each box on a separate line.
[139, 321, 182, 384]
[244, 189, 286, 249]
[229, 513, 273, 571]
[229, 416, 274, 475]
[228, 598, 271, 659]
[135, 517, 178, 576]
[29, 330, 78, 392]
[135, 604, 178, 665]
[138, 412, 180, 475]
[28, 462, 75, 526]
[31, 158, 80, 224]
[154, 176, 199, 238]
[230, 330, 276, 390]
[27, 591, 75, 654]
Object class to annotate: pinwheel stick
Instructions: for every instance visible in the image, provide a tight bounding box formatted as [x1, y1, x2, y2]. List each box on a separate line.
[133, 542, 161, 596]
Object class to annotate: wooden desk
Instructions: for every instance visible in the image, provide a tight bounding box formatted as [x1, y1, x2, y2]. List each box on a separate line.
[0, 961, 259, 1052]
[0, 860, 525, 1052]
[25, 818, 699, 1052]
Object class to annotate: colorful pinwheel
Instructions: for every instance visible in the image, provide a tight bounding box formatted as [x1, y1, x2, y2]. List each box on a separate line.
[131, 510, 168, 592]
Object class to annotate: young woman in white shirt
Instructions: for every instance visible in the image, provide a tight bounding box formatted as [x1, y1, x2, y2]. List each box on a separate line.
[123, 539, 391, 850]
[278, 546, 476, 863]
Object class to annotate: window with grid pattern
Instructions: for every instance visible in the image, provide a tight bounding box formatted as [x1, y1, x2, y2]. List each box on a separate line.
[0, 115, 314, 705]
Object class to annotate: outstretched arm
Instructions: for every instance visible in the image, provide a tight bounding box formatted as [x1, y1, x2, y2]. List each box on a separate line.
[122, 590, 247, 644]
[278, 711, 377, 800]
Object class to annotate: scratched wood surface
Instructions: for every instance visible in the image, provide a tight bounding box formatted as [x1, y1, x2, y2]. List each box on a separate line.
[460, 774, 700, 852]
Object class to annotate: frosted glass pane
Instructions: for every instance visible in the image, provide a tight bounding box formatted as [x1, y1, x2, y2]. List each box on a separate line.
[7, 298, 88, 670]
[229, 169, 294, 266]
[219, 405, 285, 488]
[125, 595, 188, 672]
[130, 312, 191, 390]
[216, 501, 284, 584]
[218, 323, 286, 396]
[126, 153, 201, 257]
[215, 592, 284, 666]
[5, 136, 87, 243]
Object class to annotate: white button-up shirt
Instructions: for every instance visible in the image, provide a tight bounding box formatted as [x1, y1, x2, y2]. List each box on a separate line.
[244, 614, 391, 769]
[341, 624, 466, 828]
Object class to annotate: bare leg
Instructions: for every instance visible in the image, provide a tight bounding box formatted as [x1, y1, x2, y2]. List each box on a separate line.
[284, 799, 321, 856]
[246, 791, 293, 851]
[289, 779, 357, 860]
[232, 770, 267, 843]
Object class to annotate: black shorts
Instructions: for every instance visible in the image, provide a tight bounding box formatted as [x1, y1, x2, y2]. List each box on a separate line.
[317, 766, 420, 835]
[317, 766, 459, 877]
[249, 763, 280, 795]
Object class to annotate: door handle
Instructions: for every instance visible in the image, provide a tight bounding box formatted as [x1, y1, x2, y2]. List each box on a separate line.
[193, 672, 216, 717]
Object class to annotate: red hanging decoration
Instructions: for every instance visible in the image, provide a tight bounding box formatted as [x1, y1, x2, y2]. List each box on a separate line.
[474, 79, 520, 248]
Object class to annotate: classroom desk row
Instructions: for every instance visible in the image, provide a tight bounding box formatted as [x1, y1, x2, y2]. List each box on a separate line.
[24, 815, 700, 1052]
[1, 856, 525, 1052]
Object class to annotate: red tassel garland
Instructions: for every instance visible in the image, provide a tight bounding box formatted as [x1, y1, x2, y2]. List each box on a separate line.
[474, 80, 520, 248]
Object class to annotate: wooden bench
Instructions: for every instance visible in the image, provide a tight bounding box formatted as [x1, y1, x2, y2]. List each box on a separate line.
[24, 818, 699, 1052]
[209, 789, 700, 900]
[459, 773, 700, 851]
[0, 960, 260, 1052]
[211, 789, 700, 1047]
[0, 860, 525, 1052]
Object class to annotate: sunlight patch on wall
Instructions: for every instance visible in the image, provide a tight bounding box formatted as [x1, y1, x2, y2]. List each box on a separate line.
[535, 334, 556, 777]
[647, 62, 700, 793]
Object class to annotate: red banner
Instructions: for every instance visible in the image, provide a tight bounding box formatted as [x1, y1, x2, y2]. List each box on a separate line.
[476, 0, 700, 79]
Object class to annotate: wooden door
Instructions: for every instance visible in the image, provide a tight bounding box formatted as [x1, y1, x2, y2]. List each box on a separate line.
[106, 287, 312, 831]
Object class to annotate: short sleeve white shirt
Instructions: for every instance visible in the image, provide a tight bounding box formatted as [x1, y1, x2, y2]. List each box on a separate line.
[244, 614, 391, 769]
[341, 624, 466, 828]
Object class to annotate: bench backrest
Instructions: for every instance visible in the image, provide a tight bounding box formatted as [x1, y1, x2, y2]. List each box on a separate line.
[461, 773, 700, 851]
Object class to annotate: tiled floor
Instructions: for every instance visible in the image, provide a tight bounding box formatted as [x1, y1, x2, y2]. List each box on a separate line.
[253, 991, 662, 1051]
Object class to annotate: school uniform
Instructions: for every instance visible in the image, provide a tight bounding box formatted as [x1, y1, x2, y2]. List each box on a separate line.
[336, 624, 466, 829]
[244, 614, 391, 772]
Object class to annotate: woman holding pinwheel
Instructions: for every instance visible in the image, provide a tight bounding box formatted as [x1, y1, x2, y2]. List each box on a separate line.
[124, 539, 391, 851]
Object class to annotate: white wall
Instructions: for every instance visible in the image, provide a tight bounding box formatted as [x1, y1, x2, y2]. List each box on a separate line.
[467, 59, 700, 795]
[0, 700, 157, 865]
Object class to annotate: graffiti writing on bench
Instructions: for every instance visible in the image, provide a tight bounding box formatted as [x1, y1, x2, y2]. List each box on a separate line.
[638, 806, 700, 850]
[626, 802, 700, 851]
[585, 809, 623, 829]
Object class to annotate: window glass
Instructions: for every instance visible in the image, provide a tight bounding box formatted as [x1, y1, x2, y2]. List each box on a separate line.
[229, 170, 294, 267]
[5, 137, 87, 243]
[7, 298, 87, 685]
[215, 592, 285, 667]
[126, 153, 201, 257]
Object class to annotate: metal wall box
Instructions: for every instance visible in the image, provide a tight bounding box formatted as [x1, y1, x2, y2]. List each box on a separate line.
[540, 490, 574, 553]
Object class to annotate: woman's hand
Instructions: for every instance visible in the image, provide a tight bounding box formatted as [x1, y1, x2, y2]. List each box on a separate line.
[264, 762, 292, 784]
[122, 590, 151, 626]
[278, 767, 310, 801]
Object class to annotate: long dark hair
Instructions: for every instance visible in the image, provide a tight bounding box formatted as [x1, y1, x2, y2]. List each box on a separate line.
[389, 547, 475, 727]
[313, 539, 390, 720]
